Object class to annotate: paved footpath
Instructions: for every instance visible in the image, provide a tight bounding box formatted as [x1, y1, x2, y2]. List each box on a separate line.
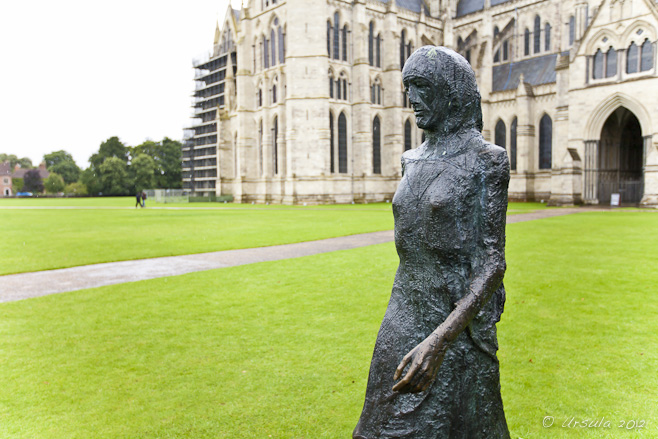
[0, 207, 604, 303]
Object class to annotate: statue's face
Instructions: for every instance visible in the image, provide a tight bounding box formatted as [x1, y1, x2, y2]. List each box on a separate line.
[403, 71, 446, 131]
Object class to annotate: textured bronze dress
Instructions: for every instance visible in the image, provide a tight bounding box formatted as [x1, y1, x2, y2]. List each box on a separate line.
[353, 134, 511, 439]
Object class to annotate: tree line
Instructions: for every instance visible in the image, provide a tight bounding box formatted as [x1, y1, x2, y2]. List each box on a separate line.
[3, 137, 182, 196]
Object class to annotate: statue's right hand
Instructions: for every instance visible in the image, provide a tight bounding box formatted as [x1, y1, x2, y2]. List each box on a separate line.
[392, 332, 448, 393]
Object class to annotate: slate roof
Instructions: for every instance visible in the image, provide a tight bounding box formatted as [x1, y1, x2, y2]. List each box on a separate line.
[0, 162, 11, 176]
[374, 0, 430, 14]
[12, 167, 50, 180]
[492, 53, 558, 92]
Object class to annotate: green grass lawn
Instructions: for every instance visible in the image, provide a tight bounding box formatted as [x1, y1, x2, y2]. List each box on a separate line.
[0, 198, 547, 275]
[1, 211, 657, 438]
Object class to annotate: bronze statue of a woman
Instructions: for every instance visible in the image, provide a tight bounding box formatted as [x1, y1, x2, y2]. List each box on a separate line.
[353, 46, 511, 438]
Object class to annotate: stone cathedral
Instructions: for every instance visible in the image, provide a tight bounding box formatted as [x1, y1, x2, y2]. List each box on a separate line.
[183, 0, 658, 206]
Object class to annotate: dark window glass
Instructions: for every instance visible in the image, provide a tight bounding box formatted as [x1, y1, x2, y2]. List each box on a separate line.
[272, 84, 277, 104]
[539, 114, 552, 170]
[545, 23, 551, 51]
[264, 37, 269, 68]
[421, 132, 426, 144]
[495, 119, 506, 149]
[342, 25, 348, 61]
[510, 117, 517, 171]
[400, 29, 406, 68]
[258, 88, 263, 107]
[494, 48, 500, 63]
[330, 113, 335, 173]
[338, 113, 348, 173]
[278, 27, 284, 64]
[373, 116, 381, 174]
[641, 39, 653, 71]
[327, 21, 331, 56]
[342, 79, 347, 100]
[377, 84, 381, 105]
[336, 79, 341, 100]
[376, 34, 381, 67]
[534, 16, 541, 53]
[371, 84, 375, 103]
[627, 42, 638, 73]
[271, 30, 276, 66]
[465, 49, 471, 64]
[569, 16, 575, 45]
[273, 116, 278, 174]
[404, 120, 412, 151]
[524, 28, 530, 56]
[329, 75, 333, 98]
[333, 12, 340, 60]
[493, 26, 500, 38]
[503, 40, 508, 61]
[259, 120, 263, 175]
[606, 48, 617, 78]
[593, 49, 603, 79]
[368, 23, 374, 66]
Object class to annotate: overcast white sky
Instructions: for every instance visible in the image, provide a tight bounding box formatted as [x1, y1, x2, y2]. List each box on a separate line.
[0, 0, 238, 167]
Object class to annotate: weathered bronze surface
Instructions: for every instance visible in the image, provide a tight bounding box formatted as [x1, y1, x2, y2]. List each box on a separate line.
[353, 46, 511, 438]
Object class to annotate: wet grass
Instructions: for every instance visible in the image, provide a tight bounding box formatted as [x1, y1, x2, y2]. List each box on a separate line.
[1, 211, 657, 438]
[0, 198, 546, 275]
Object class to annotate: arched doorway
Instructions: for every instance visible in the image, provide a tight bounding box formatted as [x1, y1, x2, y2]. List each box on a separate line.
[597, 107, 644, 204]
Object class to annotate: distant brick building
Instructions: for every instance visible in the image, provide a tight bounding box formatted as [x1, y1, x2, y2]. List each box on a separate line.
[0, 162, 12, 196]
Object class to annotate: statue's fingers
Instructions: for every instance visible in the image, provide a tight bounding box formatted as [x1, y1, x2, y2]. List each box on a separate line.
[393, 355, 411, 380]
[392, 361, 419, 392]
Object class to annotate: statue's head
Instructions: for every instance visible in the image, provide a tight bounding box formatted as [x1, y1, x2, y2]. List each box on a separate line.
[402, 46, 482, 134]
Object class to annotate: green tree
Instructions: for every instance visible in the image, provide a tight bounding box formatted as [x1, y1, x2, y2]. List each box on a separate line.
[44, 173, 66, 194]
[80, 168, 102, 195]
[23, 169, 44, 193]
[99, 157, 130, 195]
[12, 178, 24, 192]
[0, 153, 33, 169]
[90, 137, 129, 170]
[131, 154, 156, 192]
[132, 137, 182, 188]
[64, 182, 88, 196]
[43, 150, 81, 184]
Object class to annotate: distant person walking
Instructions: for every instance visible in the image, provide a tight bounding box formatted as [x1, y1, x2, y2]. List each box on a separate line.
[135, 192, 142, 208]
[141, 191, 147, 208]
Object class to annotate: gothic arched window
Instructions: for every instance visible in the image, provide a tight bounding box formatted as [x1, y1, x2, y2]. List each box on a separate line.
[278, 26, 285, 64]
[404, 119, 412, 151]
[328, 70, 334, 98]
[270, 29, 277, 66]
[606, 47, 617, 78]
[373, 116, 381, 174]
[545, 22, 551, 51]
[333, 12, 340, 60]
[534, 16, 541, 53]
[569, 16, 575, 45]
[510, 117, 517, 171]
[641, 38, 654, 71]
[539, 114, 552, 170]
[342, 25, 348, 62]
[627, 41, 639, 73]
[338, 112, 348, 173]
[329, 112, 335, 173]
[524, 28, 530, 56]
[368, 22, 374, 66]
[400, 29, 407, 68]
[495, 119, 506, 149]
[593, 49, 604, 79]
[273, 116, 279, 174]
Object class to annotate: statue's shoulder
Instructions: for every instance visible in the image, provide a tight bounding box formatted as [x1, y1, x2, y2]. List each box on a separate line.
[401, 147, 423, 162]
[476, 141, 509, 172]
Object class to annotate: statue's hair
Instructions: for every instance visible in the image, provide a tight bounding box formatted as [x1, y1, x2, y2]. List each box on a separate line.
[403, 46, 483, 133]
